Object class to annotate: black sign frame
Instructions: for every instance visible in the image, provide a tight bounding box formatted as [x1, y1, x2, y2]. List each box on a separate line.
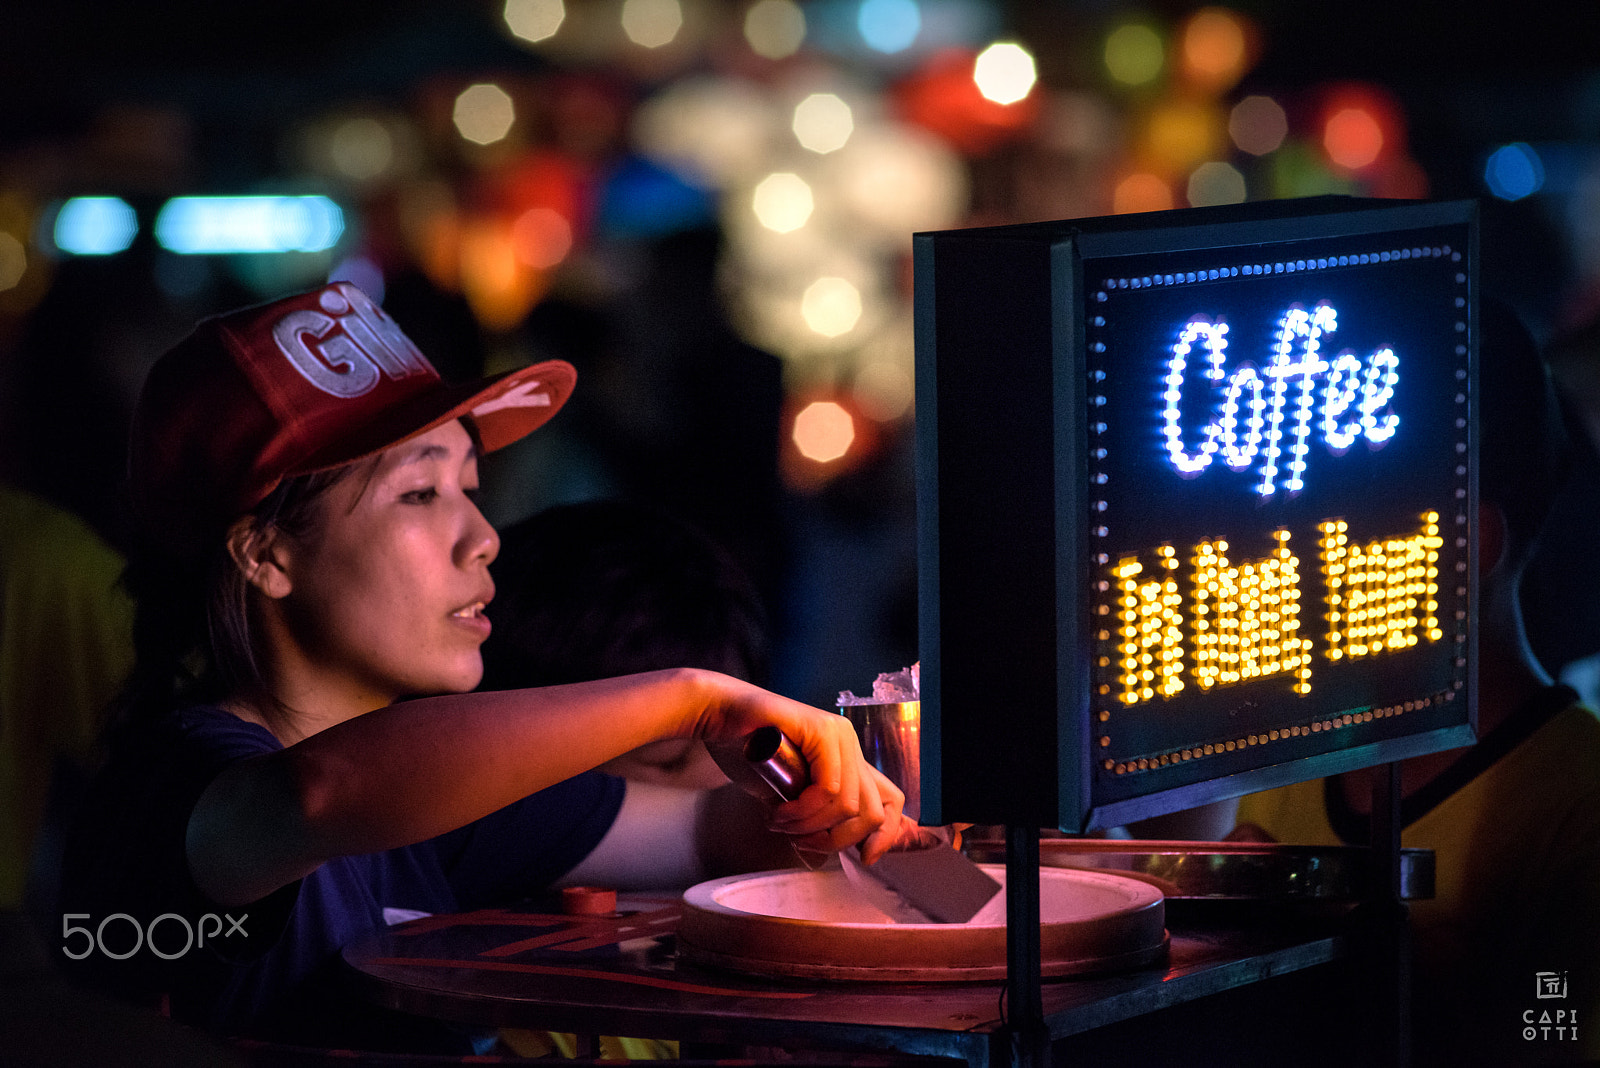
[914, 196, 1479, 830]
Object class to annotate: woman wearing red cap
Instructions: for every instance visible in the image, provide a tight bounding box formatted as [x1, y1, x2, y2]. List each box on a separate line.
[58, 283, 905, 1052]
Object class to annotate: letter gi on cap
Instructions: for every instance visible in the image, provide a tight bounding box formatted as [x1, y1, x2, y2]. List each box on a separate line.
[129, 282, 576, 551]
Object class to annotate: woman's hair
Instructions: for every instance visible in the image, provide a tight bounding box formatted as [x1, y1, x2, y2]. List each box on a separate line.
[110, 463, 360, 739]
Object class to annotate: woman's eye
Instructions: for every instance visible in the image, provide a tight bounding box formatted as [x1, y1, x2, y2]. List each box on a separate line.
[401, 487, 439, 504]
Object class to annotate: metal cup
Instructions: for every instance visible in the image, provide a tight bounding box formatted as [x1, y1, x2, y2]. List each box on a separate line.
[837, 701, 921, 822]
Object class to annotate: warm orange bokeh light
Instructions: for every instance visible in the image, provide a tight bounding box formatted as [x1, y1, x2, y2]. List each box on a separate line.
[1317, 83, 1405, 173]
[1114, 172, 1174, 214]
[892, 48, 1040, 156]
[1143, 98, 1226, 172]
[1179, 7, 1255, 93]
[792, 400, 856, 462]
[512, 206, 572, 268]
[459, 217, 550, 331]
[1324, 108, 1384, 169]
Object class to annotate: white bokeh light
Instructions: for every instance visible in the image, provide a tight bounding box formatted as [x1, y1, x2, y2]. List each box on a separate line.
[752, 172, 814, 233]
[801, 275, 862, 337]
[633, 77, 779, 189]
[503, 0, 564, 43]
[973, 42, 1037, 105]
[792, 93, 854, 154]
[453, 83, 516, 145]
[621, 0, 683, 48]
[824, 123, 967, 244]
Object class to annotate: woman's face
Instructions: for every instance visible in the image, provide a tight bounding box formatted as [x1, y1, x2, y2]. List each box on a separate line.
[276, 419, 499, 709]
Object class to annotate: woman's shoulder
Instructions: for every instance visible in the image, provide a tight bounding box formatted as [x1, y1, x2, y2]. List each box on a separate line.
[167, 704, 280, 748]
[113, 704, 282, 764]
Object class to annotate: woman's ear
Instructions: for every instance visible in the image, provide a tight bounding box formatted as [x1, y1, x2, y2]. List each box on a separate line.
[225, 516, 293, 599]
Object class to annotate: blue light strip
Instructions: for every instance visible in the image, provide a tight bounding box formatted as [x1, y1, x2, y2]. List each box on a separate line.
[53, 197, 138, 255]
[154, 196, 345, 255]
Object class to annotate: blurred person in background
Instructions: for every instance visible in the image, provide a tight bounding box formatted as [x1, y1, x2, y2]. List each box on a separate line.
[0, 484, 134, 923]
[481, 497, 770, 790]
[1232, 298, 1600, 1066]
[477, 497, 773, 1057]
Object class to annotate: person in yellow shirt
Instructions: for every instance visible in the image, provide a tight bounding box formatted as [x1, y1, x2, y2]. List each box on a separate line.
[0, 484, 134, 916]
[1234, 300, 1600, 1066]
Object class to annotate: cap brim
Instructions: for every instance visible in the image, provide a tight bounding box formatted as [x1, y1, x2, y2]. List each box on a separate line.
[288, 359, 577, 478]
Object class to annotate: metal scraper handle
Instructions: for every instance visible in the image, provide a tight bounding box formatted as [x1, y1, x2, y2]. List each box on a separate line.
[742, 727, 948, 853]
[743, 725, 809, 802]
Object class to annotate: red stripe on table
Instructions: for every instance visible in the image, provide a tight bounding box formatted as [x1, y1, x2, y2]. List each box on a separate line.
[363, 957, 815, 1000]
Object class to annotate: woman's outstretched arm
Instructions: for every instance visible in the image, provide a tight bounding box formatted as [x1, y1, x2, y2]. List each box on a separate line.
[186, 668, 902, 906]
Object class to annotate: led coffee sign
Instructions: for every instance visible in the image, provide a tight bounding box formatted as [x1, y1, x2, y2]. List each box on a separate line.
[1085, 240, 1469, 798]
[914, 197, 1478, 828]
[1160, 304, 1399, 492]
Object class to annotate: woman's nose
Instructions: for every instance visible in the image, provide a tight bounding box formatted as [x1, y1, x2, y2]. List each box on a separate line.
[461, 500, 499, 567]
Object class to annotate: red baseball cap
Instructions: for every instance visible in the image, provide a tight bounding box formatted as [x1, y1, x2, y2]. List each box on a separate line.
[130, 282, 576, 549]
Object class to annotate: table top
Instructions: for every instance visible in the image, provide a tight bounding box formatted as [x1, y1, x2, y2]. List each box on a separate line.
[341, 894, 1349, 1065]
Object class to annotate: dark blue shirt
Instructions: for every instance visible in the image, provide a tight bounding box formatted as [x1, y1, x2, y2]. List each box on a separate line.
[60, 705, 625, 1050]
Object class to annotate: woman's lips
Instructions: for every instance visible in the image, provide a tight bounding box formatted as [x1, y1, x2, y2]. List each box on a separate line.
[450, 601, 492, 639]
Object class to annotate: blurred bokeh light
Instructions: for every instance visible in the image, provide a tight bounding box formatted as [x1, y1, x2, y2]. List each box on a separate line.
[1317, 82, 1404, 172]
[792, 399, 856, 461]
[973, 42, 1037, 106]
[1187, 160, 1247, 205]
[454, 83, 517, 145]
[504, 0, 565, 44]
[1114, 172, 1175, 213]
[328, 117, 396, 182]
[801, 275, 863, 337]
[0, 233, 26, 291]
[1105, 22, 1165, 87]
[621, 0, 683, 48]
[1485, 142, 1545, 201]
[0, 0, 1589, 520]
[859, 0, 922, 54]
[744, 0, 806, 59]
[1229, 94, 1288, 156]
[1178, 8, 1254, 93]
[752, 172, 814, 232]
[53, 197, 138, 255]
[793, 93, 855, 154]
[153, 196, 345, 255]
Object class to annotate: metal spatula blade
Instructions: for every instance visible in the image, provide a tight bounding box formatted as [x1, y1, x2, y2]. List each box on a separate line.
[738, 726, 1001, 924]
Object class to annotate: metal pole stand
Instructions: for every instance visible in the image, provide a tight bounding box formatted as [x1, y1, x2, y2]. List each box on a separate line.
[1001, 824, 1049, 1068]
[1354, 762, 1412, 1068]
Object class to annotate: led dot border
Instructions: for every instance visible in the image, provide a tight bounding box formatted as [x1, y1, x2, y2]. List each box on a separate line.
[1087, 243, 1471, 777]
[1094, 245, 1457, 294]
[1099, 689, 1459, 775]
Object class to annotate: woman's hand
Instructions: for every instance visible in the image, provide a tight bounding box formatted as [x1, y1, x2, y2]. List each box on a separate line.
[686, 670, 908, 865]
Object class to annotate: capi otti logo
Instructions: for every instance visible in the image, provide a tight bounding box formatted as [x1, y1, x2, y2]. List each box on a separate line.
[272, 283, 432, 398]
[1523, 971, 1579, 1045]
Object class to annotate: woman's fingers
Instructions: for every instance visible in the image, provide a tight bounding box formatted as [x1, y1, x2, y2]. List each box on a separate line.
[698, 672, 907, 858]
[775, 761, 905, 862]
[855, 769, 906, 865]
